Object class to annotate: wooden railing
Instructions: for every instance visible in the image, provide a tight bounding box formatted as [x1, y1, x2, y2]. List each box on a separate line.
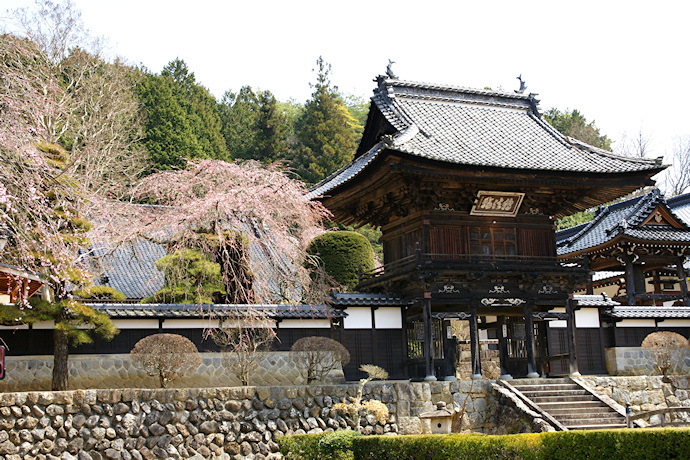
[360, 252, 576, 283]
[627, 406, 690, 428]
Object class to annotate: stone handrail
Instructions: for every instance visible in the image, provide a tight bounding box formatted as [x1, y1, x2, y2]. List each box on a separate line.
[490, 382, 558, 433]
[495, 380, 566, 431]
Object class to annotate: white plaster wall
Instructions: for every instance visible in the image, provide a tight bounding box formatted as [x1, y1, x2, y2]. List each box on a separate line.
[657, 319, 690, 327]
[575, 308, 600, 328]
[343, 307, 372, 329]
[162, 319, 220, 329]
[278, 319, 330, 329]
[617, 319, 656, 328]
[111, 319, 159, 329]
[374, 307, 402, 329]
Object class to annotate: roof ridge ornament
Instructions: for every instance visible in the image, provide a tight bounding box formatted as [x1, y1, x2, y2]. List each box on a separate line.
[515, 74, 527, 94]
[386, 59, 398, 79]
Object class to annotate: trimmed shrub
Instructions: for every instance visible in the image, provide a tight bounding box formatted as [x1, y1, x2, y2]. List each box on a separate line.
[277, 430, 362, 460]
[318, 430, 362, 459]
[291, 336, 350, 384]
[641, 331, 690, 377]
[130, 333, 201, 388]
[307, 231, 375, 290]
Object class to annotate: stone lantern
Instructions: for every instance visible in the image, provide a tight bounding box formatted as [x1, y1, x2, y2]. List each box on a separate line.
[419, 401, 454, 434]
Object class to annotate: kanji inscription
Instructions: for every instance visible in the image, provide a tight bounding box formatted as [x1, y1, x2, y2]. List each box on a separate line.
[470, 191, 525, 217]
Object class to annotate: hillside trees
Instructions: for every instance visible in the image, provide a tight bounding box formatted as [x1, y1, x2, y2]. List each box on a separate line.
[664, 136, 690, 196]
[292, 57, 361, 184]
[219, 86, 289, 163]
[137, 59, 228, 171]
[543, 108, 612, 151]
[8, 0, 148, 196]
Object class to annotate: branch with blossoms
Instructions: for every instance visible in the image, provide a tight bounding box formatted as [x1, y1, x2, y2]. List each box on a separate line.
[95, 159, 334, 306]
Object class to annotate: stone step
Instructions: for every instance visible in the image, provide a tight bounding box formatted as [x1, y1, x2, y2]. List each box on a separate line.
[554, 413, 625, 422]
[529, 395, 598, 403]
[512, 383, 580, 390]
[546, 406, 617, 416]
[517, 388, 588, 397]
[509, 378, 571, 386]
[565, 423, 627, 430]
[537, 401, 609, 410]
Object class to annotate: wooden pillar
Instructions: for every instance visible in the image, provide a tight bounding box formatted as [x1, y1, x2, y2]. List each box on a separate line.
[443, 322, 458, 381]
[497, 315, 512, 379]
[565, 298, 580, 377]
[423, 296, 436, 381]
[583, 252, 594, 295]
[401, 306, 409, 379]
[625, 255, 637, 306]
[371, 307, 377, 367]
[677, 256, 690, 305]
[469, 306, 482, 379]
[524, 305, 539, 378]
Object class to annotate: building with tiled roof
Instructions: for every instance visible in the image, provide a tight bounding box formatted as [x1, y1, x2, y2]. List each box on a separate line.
[310, 77, 664, 225]
[555, 188, 690, 353]
[310, 74, 669, 380]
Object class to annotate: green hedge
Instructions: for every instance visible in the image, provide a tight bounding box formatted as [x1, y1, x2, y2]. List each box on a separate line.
[351, 429, 690, 460]
[279, 429, 690, 460]
[307, 231, 375, 290]
[278, 430, 361, 460]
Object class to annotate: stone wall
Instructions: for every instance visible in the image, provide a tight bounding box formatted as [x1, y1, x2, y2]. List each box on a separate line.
[0, 379, 535, 459]
[605, 347, 690, 376]
[0, 353, 344, 392]
[579, 375, 690, 414]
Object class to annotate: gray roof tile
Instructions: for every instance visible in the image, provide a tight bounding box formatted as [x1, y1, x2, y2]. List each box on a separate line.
[606, 306, 690, 319]
[88, 303, 346, 319]
[557, 189, 690, 255]
[311, 77, 664, 197]
[330, 292, 412, 307]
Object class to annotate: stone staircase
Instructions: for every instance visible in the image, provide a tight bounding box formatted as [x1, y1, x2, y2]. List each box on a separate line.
[503, 377, 628, 430]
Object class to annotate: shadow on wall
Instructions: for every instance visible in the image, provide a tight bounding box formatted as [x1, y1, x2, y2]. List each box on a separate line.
[0, 352, 346, 392]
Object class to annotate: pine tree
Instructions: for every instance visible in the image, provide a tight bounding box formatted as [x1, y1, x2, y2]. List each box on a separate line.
[220, 86, 260, 160]
[161, 59, 229, 162]
[253, 90, 289, 163]
[138, 60, 229, 172]
[220, 87, 289, 163]
[292, 57, 360, 184]
[138, 73, 199, 171]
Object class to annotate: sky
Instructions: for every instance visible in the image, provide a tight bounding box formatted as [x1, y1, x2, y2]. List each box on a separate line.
[2, 0, 689, 174]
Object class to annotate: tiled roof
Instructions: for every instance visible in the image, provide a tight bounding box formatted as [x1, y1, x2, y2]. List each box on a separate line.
[310, 77, 664, 198]
[668, 192, 690, 226]
[329, 292, 413, 307]
[605, 306, 690, 319]
[573, 294, 620, 307]
[88, 303, 346, 319]
[85, 204, 300, 302]
[557, 189, 690, 255]
[88, 238, 166, 300]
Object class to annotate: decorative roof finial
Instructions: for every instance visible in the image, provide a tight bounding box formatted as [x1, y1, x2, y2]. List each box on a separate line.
[515, 74, 527, 94]
[386, 60, 398, 79]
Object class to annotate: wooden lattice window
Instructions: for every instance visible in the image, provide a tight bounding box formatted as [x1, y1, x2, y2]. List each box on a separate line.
[468, 227, 517, 256]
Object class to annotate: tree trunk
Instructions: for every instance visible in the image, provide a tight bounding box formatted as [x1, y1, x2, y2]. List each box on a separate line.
[52, 326, 69, 391]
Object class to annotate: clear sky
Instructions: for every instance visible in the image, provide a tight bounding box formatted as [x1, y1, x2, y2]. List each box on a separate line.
[3, 0, 689, 169]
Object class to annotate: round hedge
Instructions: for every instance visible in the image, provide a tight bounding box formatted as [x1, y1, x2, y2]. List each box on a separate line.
[307, 231, 375, 290]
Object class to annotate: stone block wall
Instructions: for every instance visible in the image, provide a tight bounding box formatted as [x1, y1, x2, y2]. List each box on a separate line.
[0, 379, 536, 459]
[605, 347, 690, 376]
[0, 353, 344, 392]
[579, 375, 690, 415]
